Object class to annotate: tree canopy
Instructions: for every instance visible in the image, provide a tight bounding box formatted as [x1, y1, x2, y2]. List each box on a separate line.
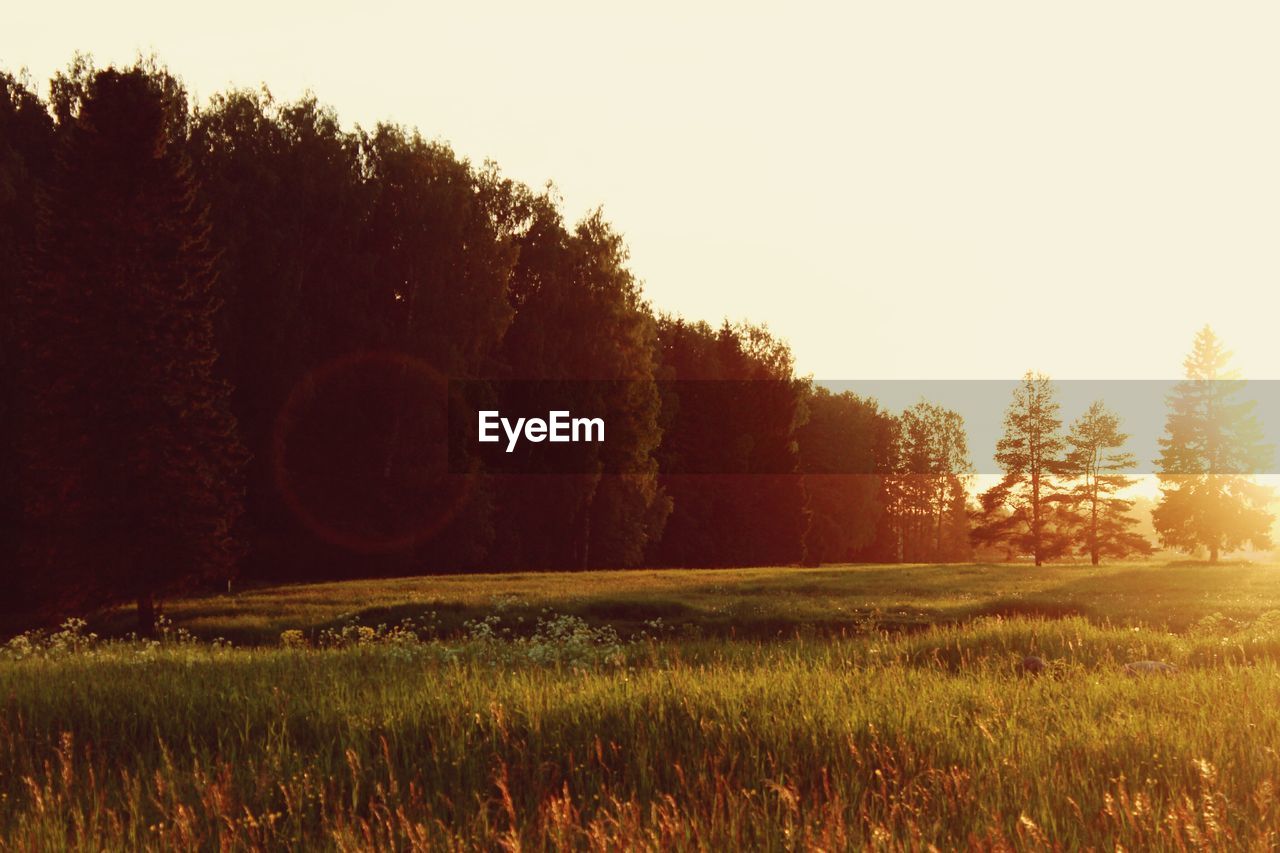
[1153, 326, 1274, 562]
[6, 55, 1268, 627]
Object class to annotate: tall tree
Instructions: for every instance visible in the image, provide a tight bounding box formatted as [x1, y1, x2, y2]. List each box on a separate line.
[18, 66, 246, 630]
[1058, 401, 1152, 565]
[653, 319, 808, 567]
[878, 401, 973, 562]
[0, 72, 54, 612]
[1153, 326, 1273, 562]
[796, 387, 887, 564]
[188, 90, 372, 579]
[973, 372, 1069, 565]
[492, 199, 668, 569]
[190, 98, 527, 578]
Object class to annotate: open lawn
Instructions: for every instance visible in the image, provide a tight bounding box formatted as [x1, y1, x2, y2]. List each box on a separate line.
[103, 559, 1280, 644]
[5, 561, 1280, 849]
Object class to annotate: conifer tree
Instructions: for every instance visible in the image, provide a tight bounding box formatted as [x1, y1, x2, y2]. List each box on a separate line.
[0, 72, 54, 612]
[19, 67, 245, 630]
[1058, 401, 1152, 565]
[887, 401, 972, 562]
[973, 371, 1068, 565]
[1153, 326, 1273, 562]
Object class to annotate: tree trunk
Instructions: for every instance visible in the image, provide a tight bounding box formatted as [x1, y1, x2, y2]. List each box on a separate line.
[1031, 466, 1042, 567]
[137, 592, 155, 637]
[1209, 541, 1220, 564]
[1090, 477, 1099, 568]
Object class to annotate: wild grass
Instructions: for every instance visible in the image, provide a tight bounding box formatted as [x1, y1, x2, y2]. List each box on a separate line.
[84, 560, 1280, 645]
[4, 604, 1280, 849]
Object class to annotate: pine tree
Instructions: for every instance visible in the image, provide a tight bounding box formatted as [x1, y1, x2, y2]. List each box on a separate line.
[1153, 326, 1273, 563]
[0, 72, 55, 613]
[888, 401, 972, 562]
[19, 67, 245, 630]
[1058, 401, 1152, 565]
[974, 372, 1068, 565]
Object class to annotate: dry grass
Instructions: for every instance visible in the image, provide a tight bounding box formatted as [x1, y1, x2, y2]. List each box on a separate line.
[4, 598, 1280, 848]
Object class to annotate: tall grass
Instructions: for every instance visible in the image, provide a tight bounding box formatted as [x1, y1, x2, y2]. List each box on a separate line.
[3, 614, 1280, 849]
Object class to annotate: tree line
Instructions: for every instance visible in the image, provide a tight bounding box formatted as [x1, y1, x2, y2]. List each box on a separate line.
[972, 329, 1273, 566]
[0, 60, 1272, 628]
[0, 59, 953, 625]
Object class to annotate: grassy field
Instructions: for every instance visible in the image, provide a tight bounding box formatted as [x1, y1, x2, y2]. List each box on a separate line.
[5, 561, 1280, 849]
[96, 560, 1280, 644]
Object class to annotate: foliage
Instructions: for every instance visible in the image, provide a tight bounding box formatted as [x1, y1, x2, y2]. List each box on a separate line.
[492, 200, 668, 569]
[1057, 400, 1153, 564]
[0, 71, 55, 611]
[1153, 326, 1274, 561]
[16, 66, 246, 626]
[974, 372, 1071, 565]
[795, 387, 888, 564]
[880, 400, 973, 562]
[652, 318, 810, 566]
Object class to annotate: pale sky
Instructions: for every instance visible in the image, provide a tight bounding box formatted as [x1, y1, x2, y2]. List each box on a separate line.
[7, 1, 1280, 379]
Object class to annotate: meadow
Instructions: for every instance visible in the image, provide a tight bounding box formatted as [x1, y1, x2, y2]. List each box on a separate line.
[93, 560, 1280, 644]
[3, 562, 1280, 850]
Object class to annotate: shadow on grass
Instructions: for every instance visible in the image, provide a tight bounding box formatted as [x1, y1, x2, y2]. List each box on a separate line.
[56, 560, 1280, 646]
[966, 599, 1086, 621]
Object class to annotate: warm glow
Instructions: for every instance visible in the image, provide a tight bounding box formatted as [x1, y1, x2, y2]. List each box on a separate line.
[7, 2, 1280, 379]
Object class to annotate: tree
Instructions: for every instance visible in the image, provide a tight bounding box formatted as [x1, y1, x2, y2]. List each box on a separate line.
[491, 199, 668, 569]
[652, 319, 808, 567]
[1152, 326, 1273, 562]
[1058, 401, 1152, 565]
[190, 97, 529, 579]
[880, 401, 973, 562]
[973, 372, 1069, 565]
[796, 387, 887, 564]
[188, 90, 374, 579]
[18, 66, 246, 630]
[0, 72, 54, 613]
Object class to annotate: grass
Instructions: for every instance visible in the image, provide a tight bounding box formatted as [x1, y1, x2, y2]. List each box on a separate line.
[97, 559, 1280, 645]
[5, 561, 1280, 849]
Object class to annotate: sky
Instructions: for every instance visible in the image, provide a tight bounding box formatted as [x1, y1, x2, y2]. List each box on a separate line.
[6, 1, 1280, 380]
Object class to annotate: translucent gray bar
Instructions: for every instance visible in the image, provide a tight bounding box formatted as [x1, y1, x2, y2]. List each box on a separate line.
[822, 379, 1277, 474]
